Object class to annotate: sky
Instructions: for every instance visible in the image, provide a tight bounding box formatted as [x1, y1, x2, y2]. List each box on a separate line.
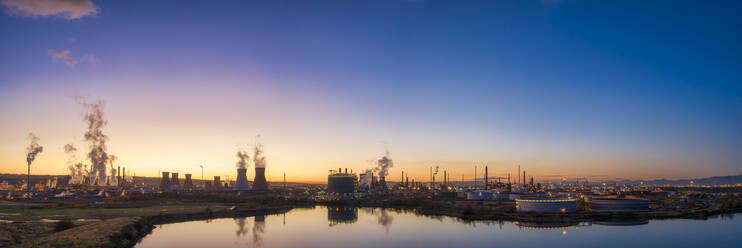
[1, 0, 740, 183]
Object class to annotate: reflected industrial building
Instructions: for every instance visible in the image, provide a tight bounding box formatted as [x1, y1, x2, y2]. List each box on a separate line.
[328, 207, 359, 226]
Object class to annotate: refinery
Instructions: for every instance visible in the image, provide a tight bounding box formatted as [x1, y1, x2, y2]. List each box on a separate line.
[1, 103, 741, 246]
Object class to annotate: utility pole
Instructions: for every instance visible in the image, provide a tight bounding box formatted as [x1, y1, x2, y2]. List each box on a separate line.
[199, 165, 205, 188]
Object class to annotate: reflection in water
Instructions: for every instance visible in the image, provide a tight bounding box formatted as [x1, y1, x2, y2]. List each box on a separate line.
[515, 221, 580, 229]
[328, 207, 358, 226]
[359, 208, 394, 232]
[234, 217, 248, 237]
[593, 220, 649, 226]
[232, 215, 266, 247]
[376, 209, 393, 231]
[137, 208, 742, 248]
[253, 215, 265, 247]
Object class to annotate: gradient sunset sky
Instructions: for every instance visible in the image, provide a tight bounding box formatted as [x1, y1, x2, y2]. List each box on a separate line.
[1, 0, 740, 183]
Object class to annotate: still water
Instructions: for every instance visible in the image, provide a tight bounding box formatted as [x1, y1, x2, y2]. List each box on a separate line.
[137, 206, 741, 248]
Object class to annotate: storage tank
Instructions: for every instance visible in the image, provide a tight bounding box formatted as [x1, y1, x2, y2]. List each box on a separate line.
[590, 197, 649, 212]
[515, 198, 578, 212]
[327, 169, 357, 195]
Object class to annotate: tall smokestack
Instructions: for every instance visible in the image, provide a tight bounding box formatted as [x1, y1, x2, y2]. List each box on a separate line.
[523, 170, 526, 187]
[485, 166, 488, 187]
[253, 167, 268, 191]
[234, 168, 250, 190]
[25, 132, 44, 192]
[518, 165, 520, 184]
[160, 172, 170, 190]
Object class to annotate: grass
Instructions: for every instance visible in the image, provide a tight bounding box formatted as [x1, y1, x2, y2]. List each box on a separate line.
[0, 203, 233, 222]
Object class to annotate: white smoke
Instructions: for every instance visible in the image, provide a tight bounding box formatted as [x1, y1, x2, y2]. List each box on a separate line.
[236, 150, 250, 169]
[253, 138, 266, 169]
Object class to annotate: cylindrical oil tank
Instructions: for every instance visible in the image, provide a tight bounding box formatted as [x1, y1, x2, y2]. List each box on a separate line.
[328, 172, 357, 194]
[590, 198, 649, 212]
[515, 198, 578, 212]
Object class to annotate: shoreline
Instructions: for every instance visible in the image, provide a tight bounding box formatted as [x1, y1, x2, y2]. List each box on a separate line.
[2, 198, 741, 247]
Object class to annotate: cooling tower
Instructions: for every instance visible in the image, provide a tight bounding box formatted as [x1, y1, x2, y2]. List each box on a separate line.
[234, 168, 250, 190]
[213, 176, 222, 189]
[160, 172, 171, 190]
[171, 172, 180, 189]
[183, 173, 194, 191]
[253, 167, 268, 191]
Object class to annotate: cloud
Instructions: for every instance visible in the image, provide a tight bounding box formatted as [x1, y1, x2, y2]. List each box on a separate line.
[1, 0, 98, 20]
[47, 49, 77, 68]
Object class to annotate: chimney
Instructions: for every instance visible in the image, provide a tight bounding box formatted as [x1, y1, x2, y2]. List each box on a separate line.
[443, 170, 447, 185]
[213, 176, 222, 189]
[234, 168, 250, 190]
[485, 166, 488, 187]
[253, 167, 268, 191]
[183, 174, 194, 191]
[160, 172, 170, 190]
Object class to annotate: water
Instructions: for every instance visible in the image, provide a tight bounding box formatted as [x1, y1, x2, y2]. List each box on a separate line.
[137, 206, 742, 248]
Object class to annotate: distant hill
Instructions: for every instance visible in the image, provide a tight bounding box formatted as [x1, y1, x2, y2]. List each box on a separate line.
[612, 175, 742, 186]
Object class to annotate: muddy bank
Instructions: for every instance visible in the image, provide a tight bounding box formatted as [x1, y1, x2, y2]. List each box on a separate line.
[14, 217, 151, 248]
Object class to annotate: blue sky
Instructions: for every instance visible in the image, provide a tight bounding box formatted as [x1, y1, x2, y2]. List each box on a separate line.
[1, 0, 740, 181]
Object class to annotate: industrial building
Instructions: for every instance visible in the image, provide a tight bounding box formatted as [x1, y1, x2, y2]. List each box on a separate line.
[467, 190, 495, 200]
[590, 197, 649, 212]
[327, 168, 357, 197]
[328, 207, 358, 226]
[159, 172, 170, 190]
[170, 173, 180, 190]
[213, 176, 222, 190]
[253, 167, 268, 191]
[183, 174, 194, 191]
[515, 198, 578, 212]
[234, 168, 250, 190]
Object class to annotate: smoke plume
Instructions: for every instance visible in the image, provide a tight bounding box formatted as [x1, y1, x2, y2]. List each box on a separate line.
[376, 150, 394, 177]
[76, 96, 114, 185]
[253, 140, 266, 169]
[359, 150, 394, 186]
[25, 132, 44, 166]
[64, 143, 88, 180]
[108, 154, 117, 185]
[236, 150, 250, 169]
[433, 166, 439, 176]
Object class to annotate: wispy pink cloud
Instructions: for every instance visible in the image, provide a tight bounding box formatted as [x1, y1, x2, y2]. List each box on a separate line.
[1, 0, 98, 20]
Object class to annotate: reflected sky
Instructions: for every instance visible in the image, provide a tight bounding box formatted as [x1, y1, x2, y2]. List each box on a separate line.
[137, 207, 741, 248]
